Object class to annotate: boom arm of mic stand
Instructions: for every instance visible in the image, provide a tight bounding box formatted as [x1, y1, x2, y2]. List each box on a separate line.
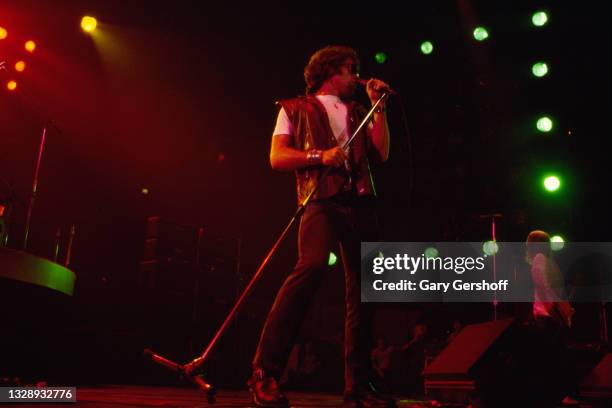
[144, 92, 390, 402]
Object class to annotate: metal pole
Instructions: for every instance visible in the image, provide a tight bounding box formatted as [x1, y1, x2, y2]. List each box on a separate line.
[64, 225, 75, 267]
[492, 216, 497, 321]
[53, 227, 62, 262]
[23, 126, 48, 250]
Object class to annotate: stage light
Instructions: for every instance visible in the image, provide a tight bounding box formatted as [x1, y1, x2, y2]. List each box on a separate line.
[537, 116, 554, 132]
[0, 27, 7, 40]
[483, 240, 498, 256]
[375, 52, 387, 64]
[420, 41, 433, 55]
[141, 188, 149, 195]
[7, 80, 17, 91]
[473, 27, 489, 41]
[15, 61, 26, 72]
[532, 11, 548, 27]
[543, 175, 561, 192]
[550, 235, 565, 251]
[81, 16, 97, 33]
[424, 247, 439, 259]
[25, 40, 36, 53]
[328, 252, 337, 266]
[532, 62, 548, 77]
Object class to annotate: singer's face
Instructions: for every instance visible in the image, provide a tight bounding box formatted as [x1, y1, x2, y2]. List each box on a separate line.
[333, 58, 359, 98]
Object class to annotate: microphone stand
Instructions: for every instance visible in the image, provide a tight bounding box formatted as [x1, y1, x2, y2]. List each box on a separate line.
[480, 213, 503, 321]
[22, 125, 48, 250]
[143, 92, 391, 402]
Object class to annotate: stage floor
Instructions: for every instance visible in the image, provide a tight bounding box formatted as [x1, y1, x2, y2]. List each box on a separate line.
[11, 385, 432, 407]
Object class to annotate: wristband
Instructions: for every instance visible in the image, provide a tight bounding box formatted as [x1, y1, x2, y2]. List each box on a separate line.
[306, 149, 322, 165]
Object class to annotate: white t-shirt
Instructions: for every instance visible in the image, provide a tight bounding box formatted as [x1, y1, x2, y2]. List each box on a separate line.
[273, 95, 350, 149]
[531, 253, 564, 318]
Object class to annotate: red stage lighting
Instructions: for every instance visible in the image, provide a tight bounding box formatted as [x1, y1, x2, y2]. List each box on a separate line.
[25, 40, 36, 53]
[15, 61, 26, 72]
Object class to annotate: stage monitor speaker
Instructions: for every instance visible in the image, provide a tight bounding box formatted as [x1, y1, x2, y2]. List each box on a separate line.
[423, 318, 566, 407]
[580, 353, 612, 405]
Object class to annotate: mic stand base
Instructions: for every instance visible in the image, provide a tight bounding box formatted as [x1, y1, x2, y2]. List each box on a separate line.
[142, 349, 216, 403]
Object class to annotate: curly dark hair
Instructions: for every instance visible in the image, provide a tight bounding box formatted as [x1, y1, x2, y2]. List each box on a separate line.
[304, 45, 360, 94]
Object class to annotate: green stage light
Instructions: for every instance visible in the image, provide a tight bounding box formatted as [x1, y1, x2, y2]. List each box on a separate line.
[375, 52, 387, 64]
[532, 62, 549, 77]
[483, 241, 498, 256]
[420, 41, 433, 55]
[543, 175, 561, 192]
[473, 27, 489, 41]
[328, 252, 337, 266]
[551, 235, 565, 251]
[424, 247, 439, 258]
[532, 11, 549, 27]
[537, 116, 553, 132]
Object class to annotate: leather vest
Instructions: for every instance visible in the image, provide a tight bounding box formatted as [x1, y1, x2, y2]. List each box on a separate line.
[278, 95, 378, 204]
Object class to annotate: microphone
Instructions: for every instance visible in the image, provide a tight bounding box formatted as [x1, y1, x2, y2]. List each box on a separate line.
[354, 78, 396, 95]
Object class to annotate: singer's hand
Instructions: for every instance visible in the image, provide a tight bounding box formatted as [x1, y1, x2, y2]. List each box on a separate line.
[322, 146, 348, 168]
[366, 78, 391, 105]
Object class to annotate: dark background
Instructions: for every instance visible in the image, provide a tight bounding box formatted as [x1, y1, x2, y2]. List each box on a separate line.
[1, 0, 610, 389]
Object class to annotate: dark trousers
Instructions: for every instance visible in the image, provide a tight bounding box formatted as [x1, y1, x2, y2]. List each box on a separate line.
[533, 316, 577, 399]
[252, 193, 379, 394]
